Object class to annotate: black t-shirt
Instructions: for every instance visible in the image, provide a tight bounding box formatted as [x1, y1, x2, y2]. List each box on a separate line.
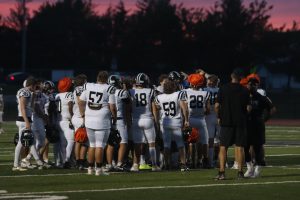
[249, 92, 273, 121]
[217, 83, 250, 126]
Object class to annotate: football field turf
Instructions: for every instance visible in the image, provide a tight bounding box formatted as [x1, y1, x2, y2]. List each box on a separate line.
[0, 122, 300, 200]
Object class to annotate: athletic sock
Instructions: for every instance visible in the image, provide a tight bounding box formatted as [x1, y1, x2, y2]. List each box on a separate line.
[140, 155, 146, 165]
[149, 147, 157, 166]
[209, 148, 214, 167]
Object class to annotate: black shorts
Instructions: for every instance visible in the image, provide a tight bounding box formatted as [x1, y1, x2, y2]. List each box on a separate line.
[247, 120, 265, 145]
[220, 126, 247, 148]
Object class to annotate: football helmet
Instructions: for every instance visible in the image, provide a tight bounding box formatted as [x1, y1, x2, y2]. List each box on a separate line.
[75, 127, 88, 143]
[188, 74, 205, 87]
[58, 77, 73, 93]
[108, 128, 122, 146]
[43, 80, 55, 89]
[20, 129, 34, 147]
[135, 73, 149, 86]
[168, 71, 182, 82]
[182, 126, 192, 142]
[108, 75, 121, 87]
[13, 133, 19, 146]
[183, 127, 200, 143]
[188, 128, 200, 143]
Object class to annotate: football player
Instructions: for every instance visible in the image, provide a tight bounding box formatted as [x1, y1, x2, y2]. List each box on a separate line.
[55, 77, 74, 168]
[244, 77, 275, 178]
[40, 80, 59, 165]
[156, 74, 168, 94]
[168, 71, 188, 166]
[168, 71, 184, 90]
[204, 74, 220, 168]
[72, 74, 88, 170]
[13, 77, 45, 171]
[106, 75, 131, 171]
[79, 71, 117, 176]
[154, 79, 189, 171]
[22, 79, 50, 167]
[186, 74, 210, 168]
[129, 73, 160, 171]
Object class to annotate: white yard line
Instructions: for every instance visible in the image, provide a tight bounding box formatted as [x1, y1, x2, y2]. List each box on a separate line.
[1, 181, 300, 196]
[0, 163, 12, 166]
[0, 191, 7, 194]
[264, 145, 300, 148]
[0, 173, 86, 178]
[266, 154, 300, 157]
[267, 130, 300, 133]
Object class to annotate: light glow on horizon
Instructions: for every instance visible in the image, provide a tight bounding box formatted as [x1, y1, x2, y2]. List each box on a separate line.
[0, 0, 299, 29]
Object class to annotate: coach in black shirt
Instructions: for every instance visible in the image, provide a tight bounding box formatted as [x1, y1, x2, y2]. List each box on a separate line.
[244, 78, 275, 178]
[215, 69, 251, 180]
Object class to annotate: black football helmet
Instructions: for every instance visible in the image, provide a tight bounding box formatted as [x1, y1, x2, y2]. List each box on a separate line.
[135, 73, 149, 87]
[182, 126, 192, 142]
[20, 129, 34, 147]
[168, 71, 182, 82]
[108, 75, 121, 87]
[108, 128, 122, 146]
[13, 133, 19, 146]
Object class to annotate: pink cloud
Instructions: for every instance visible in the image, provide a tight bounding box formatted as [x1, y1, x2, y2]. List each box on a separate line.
[0, 0, 299, 28]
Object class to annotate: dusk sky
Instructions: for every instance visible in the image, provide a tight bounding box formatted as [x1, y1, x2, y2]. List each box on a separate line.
[0, 0, 299, 28]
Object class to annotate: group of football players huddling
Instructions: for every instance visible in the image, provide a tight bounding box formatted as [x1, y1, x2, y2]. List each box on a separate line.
[12, 68, 272, 177]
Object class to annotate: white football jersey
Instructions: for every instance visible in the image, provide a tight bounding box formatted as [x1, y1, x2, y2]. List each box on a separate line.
[55, 92, 73, 121]
[186, 88, 210, 118]
[72, 86, 84, 118]
[33, 91, 49, 119]
[129, 88, 155, 120]
[155, 91, 186, 128]
[115, 88, 130, 119]
[80, 82, 116, 129]
[203, 87, 219, 114]
[16, 87, 33, 118]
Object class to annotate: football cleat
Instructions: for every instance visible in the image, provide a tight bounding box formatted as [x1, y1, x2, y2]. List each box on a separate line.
[244, 162, 254, 178]
[63, 161, 71, 169]
[21, 158, 31, 167]
[95, 168, 110, 176]
[103, 164, 114, 172]
[139, 164, 152, 170]
[152, 165, 161, 172]
[12, 166, 28, 171]
[180, 163, 189, 172]
[215, 171, 225, 180]
[237, 171, 245, 179]
[87, 167, 94, 175]
[231, 161, 238, 169]
[251, 165, 261, 178]
[130, 163, 139, 172]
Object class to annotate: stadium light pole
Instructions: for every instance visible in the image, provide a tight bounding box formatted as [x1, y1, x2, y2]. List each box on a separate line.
[21, 0, 27, 73]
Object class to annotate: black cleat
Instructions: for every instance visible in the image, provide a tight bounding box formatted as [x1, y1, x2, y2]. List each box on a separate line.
[215, 171, 225, 180]
[63, 161, 71, 169]
[237, 171, 245, 179]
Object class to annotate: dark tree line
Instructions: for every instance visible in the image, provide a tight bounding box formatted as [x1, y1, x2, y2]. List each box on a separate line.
[0, 0, 299, 79]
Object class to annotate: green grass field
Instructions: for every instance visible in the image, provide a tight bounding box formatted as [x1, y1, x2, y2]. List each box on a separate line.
[0, 122, 300, 200]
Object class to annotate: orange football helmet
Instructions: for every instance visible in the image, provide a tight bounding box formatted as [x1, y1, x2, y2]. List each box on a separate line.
[187, 128, 200, 143]
[58, 77, 72, 93]
[75, 127, 88, 143]
[188, 73, 205, 87]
